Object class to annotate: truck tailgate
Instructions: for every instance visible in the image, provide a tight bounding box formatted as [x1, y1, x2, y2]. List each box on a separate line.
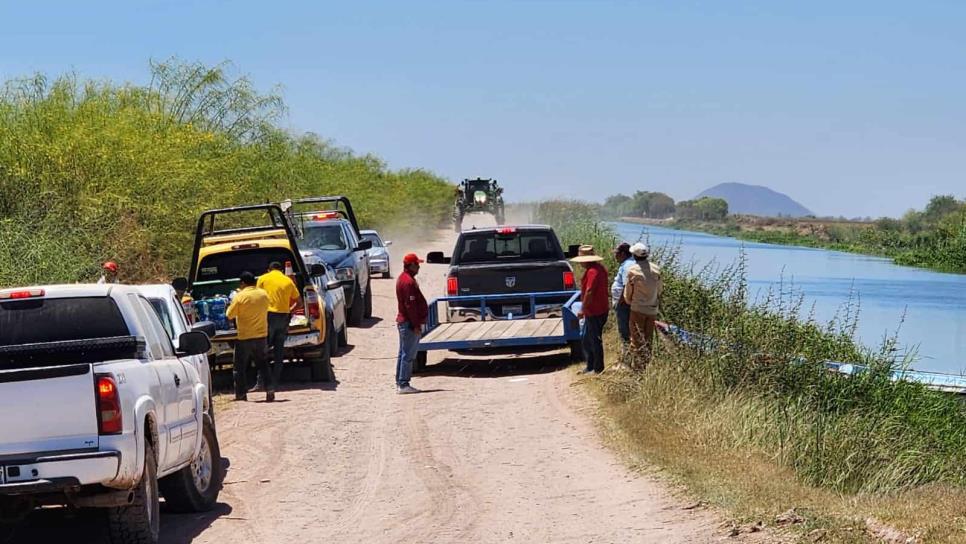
[0, 364, 99, 456]
[456, 262, 568, 295]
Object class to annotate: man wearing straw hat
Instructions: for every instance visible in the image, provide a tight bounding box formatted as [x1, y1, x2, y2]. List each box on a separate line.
[623, 242, 662, 368]
[571, 245, 609, 374]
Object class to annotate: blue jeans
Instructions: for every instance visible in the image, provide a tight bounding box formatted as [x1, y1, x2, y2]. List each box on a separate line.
[615, 302, 630, 344]
[396, 322, 420, 387]
[582, 313, 608, 373]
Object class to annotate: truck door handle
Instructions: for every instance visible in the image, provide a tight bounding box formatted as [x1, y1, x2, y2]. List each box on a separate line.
[174, 374, 181, 387]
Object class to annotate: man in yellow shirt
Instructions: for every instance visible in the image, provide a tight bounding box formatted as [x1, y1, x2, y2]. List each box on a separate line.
[256, 261, 300, 390]
[226, 271, 273, 402]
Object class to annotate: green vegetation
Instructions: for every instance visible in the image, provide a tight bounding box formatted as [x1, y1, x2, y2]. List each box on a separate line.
[0, 60, 453, 286]
[673, 196, 728, 220]
[535, 199, 966, 541]
[603, 191, 675, 219]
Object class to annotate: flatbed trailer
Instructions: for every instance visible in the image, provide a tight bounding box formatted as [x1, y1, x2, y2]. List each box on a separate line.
[415, 291, 582, 371]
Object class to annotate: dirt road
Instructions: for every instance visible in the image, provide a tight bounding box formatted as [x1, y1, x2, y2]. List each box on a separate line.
[9, 222, 737, 543]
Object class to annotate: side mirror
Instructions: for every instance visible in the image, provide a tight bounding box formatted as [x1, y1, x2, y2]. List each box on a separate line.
[325, 279, 343, 291]
[310, 263, 326, 277]
[356, 239, 373, 251]
[426, 251, 451, 265]
[177, 330, 212, 356]
[191, 320, 217, 339]
[564, 244, 581, 259]
[384, 240, 393, 246]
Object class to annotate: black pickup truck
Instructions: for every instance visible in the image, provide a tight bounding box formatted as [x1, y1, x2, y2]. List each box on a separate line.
[426, 225, 579, 320]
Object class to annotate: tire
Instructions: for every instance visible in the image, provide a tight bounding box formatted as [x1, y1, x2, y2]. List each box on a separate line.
[159, 417, 224, 513]
[363, 280, 373, 319]
[338, 324, 348, 347]
[106, 441, 159, 544]
[347, 283, 364, 327]
[327, 317, 339, 358]
[413, 351, 427, 374]
[308, 325, 334, 382]
[569, 340, 584, 362]
[207, 391, 216, 428]
[382, 269, 391, 279]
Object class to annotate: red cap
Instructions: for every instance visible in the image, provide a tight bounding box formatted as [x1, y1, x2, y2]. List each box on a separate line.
[102, 261, 118, 272]
[403, 253, 424, 266]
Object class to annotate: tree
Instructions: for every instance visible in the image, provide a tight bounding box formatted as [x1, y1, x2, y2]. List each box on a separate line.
[677, 197, 728, 220]
[603, 193, 633, 217]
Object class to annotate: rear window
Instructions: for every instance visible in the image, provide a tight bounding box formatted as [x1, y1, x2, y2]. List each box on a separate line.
[197, 248, 297, 283]
[457, 231, 562, 264]
[299, 224, 348, 250]
[361, 233, 383, 247]
[0, 297, 129, 345]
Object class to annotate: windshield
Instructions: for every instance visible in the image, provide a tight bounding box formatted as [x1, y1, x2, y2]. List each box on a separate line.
[148, 298, 176, 340]
[0, 297, 129, 345]
[457, 231, 562, 264]
[300, 224, 348, 250]
[362, 233, 383, 247]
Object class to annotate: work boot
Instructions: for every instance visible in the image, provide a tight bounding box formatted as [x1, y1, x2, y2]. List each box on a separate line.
[266, 391, 276, 403]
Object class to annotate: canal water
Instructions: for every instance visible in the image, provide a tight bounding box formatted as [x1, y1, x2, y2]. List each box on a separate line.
[613, 222, 966, 375]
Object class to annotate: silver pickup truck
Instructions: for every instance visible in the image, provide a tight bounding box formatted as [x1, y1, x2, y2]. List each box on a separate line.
[0, 284, 224, 544]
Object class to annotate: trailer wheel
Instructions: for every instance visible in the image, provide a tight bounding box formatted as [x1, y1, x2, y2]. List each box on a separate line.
[413, 351, 427, 374]
[569, 341, 584, 362]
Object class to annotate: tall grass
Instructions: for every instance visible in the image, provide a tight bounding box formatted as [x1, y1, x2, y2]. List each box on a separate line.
[535, 199, 966, 494]
[0, 60, 453, 286]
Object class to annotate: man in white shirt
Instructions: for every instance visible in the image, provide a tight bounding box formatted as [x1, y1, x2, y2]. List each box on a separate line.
[610, 242, 635, 366]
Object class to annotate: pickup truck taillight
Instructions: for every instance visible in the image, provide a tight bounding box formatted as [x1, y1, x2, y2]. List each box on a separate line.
[305, 287, 321, 320]
[96, 375, 122, 435]
[563, 271, 575, 290]
[447, 276, 459, 296]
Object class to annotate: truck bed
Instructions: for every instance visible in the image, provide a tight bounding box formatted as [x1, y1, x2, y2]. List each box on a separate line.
[420, 318, 565, 350]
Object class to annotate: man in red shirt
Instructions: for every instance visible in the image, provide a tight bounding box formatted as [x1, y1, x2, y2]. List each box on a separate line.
[571, 245, 610, 374]
[395, 252, 428, 394]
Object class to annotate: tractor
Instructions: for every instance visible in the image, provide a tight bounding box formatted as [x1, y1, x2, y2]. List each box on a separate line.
[453, 178, 505, 232]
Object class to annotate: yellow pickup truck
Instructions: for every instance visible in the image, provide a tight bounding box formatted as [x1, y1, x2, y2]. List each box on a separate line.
[184, 204, 342, 381]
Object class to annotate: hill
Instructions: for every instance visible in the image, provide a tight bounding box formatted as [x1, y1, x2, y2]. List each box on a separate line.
[696, 182, 813, 217]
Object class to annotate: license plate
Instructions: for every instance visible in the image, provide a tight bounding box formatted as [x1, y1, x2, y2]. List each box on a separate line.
[503, 305, 523, 316]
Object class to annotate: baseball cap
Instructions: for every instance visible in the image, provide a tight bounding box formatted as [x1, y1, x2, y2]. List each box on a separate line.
[403, 253, 424, 265]
[630, 243, 650, 258]
[102, 261, 118, 272]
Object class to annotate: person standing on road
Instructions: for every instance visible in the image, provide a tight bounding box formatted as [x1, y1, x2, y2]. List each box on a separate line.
[395, 253, 428, 394]
[623, 243, 662, 369]
[257, 261, 300, 393]
[97, 261, 119, 284]
[226, 272, 274, 402]
[610, 242, 635, 368]
[571, 245, 609, 374]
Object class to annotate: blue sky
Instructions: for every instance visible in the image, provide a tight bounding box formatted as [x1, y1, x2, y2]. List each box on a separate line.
[2, 0, 964, 218]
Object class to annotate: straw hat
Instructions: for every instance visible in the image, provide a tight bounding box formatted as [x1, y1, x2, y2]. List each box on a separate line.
[570, 244, 604, 263]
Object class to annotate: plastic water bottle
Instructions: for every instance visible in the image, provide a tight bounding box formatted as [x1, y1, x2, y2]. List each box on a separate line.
[209, 297, 228, 331]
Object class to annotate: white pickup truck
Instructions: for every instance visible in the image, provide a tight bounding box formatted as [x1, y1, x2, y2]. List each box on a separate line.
[0, 284, 225, 544]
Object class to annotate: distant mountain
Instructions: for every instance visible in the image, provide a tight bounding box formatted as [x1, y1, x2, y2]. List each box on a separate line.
[696, 182, 813, 218]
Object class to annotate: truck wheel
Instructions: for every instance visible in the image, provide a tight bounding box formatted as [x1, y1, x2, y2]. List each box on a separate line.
[413, 351, 427, 374]
[382, 270, 391, 279]
[308, 325, 334, 382]
[569, 341, 584, 362]
[106, 441, 159, 544]
[363, 280, 373, 319]
[338, 324, 348, 347]
[347, 283, 364, 327]
[327, 318, 339, 358]
[159, 416, 224, 513]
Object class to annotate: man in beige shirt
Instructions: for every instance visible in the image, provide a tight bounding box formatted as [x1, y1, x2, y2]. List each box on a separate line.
[622, 243, 662, 368]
